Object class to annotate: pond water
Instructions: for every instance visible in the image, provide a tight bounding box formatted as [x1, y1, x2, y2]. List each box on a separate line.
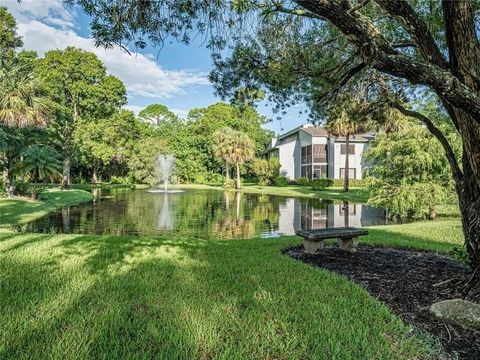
[21, 189, 387, 239]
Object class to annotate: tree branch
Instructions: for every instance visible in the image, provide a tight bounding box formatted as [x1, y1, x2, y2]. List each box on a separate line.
[374, 0, 448, 69]
[389, 101, 463, 181]
[294, 0, 480, 127]
[442, 0, 480, 90]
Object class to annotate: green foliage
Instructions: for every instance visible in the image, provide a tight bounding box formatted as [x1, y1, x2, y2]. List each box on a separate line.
[109, 176, 134, 185]
[274, 176, 288, 187]
[296, 177, 310, 186]
[74, 110, 142, 181]
[0, 7, 23, 58]
[20, 145, 62, 181]
[223, 179, 236, 189]
[311, 178, 333, 191]
[0, 56, 49, 127]
[139, 104, 178, 125]
[365, 120, 457, 220]
[365, 122, 454, 184]
[12, 178, 29, 197]
[250, 158, 280, 186]
[127, 137, 169, 187]
[369, 180, 447, 221]
[36, 47, 127, 185]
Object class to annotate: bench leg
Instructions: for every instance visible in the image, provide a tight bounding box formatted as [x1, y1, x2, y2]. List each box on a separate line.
[337, 237, 359, 252]
[303, 239, 325, 254]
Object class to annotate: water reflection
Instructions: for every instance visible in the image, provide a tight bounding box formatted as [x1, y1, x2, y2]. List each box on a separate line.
[21, 189, 387, 239]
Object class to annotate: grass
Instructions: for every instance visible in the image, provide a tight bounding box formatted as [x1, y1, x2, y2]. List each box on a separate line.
[0, 230, 438, 359]
[0, 183, 465, 358]
[176, 183, 369, 203]
[0, 188, 93, 226]
[365, 218, 464, 255]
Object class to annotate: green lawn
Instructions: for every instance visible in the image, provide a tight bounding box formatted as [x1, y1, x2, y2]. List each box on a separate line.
[176, 183, 369, 203]
[0, 189, 93, 226]
[0, 229, 439, 359]
[0, 185, 466, 358]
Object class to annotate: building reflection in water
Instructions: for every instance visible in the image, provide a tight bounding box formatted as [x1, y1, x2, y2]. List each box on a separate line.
[278, 198, 386, 235]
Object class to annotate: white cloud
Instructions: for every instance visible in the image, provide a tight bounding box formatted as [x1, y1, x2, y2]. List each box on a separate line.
[5, 0, 210, 99]
[4, 0, 74, 29]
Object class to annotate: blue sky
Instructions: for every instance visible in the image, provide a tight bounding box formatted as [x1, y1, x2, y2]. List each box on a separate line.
[3, 0, 307, 134]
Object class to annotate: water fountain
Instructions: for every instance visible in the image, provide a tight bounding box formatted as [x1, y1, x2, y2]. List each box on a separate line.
[147, 154, 184, 193]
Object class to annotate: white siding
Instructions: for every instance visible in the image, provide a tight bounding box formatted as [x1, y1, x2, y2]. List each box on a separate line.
[332, 141, 368, 179]
[277, 140, 299, 180]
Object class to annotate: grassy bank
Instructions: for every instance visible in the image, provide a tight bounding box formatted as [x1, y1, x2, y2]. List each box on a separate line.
[0, 183, 465, 358]
[176, 183, 369, 203]
[0, 230, 436, 359]
[0, 189, 93, 226]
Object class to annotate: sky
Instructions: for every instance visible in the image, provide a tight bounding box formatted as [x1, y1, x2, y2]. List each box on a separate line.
[3, 0, 308, 134]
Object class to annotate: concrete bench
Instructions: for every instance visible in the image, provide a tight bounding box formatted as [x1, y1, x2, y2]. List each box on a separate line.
[295, 227, 369, 254]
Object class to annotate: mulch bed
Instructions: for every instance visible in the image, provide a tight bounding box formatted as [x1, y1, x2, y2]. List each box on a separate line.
[283, 245, 480, 359]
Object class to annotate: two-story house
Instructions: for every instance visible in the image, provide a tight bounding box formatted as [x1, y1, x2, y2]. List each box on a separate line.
[265, 123, 374, 180]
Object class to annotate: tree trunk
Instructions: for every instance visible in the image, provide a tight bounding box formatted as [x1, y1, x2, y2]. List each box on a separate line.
[4, 165, 13, 198]
[61, 155, 71, 189]
[344, 135, 350, 192]
[92, 166, 99, 184]
[458, 155, 480, 271]
[225, 162, 230, 181]
[236, 163, 241, 189]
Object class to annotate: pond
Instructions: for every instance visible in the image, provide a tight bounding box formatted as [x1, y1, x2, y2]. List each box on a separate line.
[21, 188, 387, 239]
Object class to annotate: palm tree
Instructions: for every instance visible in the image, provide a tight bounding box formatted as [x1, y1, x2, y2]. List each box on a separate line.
[213, 127, 235, 182]
[0, 57, 48, 128]
[229, 131, 255, 190]
[20, 145, 62, 199]
[326, 98, 373, 192]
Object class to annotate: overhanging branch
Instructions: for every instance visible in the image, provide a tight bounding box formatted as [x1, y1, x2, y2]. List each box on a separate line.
[389, 101, 463, 181]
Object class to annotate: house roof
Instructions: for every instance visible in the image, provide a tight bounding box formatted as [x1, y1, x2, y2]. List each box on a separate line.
[275, 124, 374, 143]
[300, 127, 329, 137]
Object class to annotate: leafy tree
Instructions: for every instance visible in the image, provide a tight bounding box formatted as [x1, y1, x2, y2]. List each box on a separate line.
[0, 57, 49, 128]
[213, 127, 235, 182]
[229, 130, 255, 189]
[0, 7, 23, 58]
[36, 47, 126, 188]
[139, 104, 178, 126]
[251, 157, 280, 186]
[128, 137, 169, 186]
[326, 96, 373, 192]
[74, 110, 142, 182]
[365, 119, 457, 220]
[20, 145, 62, 199]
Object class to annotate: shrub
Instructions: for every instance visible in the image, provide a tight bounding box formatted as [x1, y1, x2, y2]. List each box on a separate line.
[251, 158, 280, 186]
[330, 178, 370, 187]
[296, 177, 310, 186]
[311, 178, 333, 190]
[223, 179, 236, 189]
[274, 176, 289, 187]
[13, 179, 30, 197]
[207, 173, 224, 185]
[110, 176, 133, 185]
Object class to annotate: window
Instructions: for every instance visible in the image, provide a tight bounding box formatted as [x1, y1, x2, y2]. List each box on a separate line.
[340, 168, 356, 179]
[301, 165, 312, 179]
[340, 144, 355, 155]
[313, 165, 327, 179]
[313, 144, 327, 163]
[301, 145, 312, 164]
